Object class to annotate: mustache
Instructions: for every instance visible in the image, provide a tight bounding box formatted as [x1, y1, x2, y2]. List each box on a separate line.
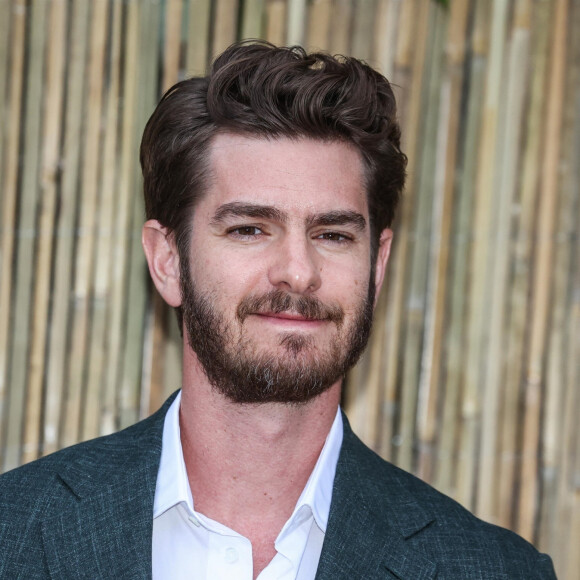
[236, 290, 344, 324]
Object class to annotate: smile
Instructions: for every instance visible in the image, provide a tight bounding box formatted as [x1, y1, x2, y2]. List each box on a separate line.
[252, 312, 327, 327]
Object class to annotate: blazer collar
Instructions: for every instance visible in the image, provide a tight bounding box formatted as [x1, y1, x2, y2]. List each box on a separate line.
[40, 395, 435, 579]
[315, 413, 437, 580]
[41, 392, 178, 579]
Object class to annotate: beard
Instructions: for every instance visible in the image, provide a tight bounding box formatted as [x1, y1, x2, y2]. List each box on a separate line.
[180, 265, 375, 404]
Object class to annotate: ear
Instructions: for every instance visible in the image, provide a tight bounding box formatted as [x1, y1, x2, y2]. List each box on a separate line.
[142, 220, 182, 307]
[373, 228, 393, 306]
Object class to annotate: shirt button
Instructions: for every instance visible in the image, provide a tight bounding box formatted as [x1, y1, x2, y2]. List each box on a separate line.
[224, 547, 239, 564]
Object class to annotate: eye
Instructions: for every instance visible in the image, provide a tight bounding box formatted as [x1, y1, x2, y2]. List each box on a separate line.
[316, 231, 353, 243]
[227, 225, 264, 239]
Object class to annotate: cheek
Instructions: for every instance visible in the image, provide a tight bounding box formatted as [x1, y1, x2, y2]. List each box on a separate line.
[194, 250, 269, 300]
[325, 272, 368, 308]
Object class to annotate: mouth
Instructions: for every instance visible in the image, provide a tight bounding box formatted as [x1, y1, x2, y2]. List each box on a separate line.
[252, 311, 327, 327]
[236, 290, 344, 326]
[258, 311, 320, 320]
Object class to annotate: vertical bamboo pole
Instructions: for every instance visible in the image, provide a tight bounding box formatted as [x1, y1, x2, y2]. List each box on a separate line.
[373, 3, 411, 462]
[102, 0, 141, 433]
[0, 0, 26, 464]
[344, 14, 394, 441]
[435, 0, 488, 498]
[306, 0, 331, 50]
[345, 288, 387, 446]
[22, 0, 68, 464]
[457, 0, 508, 511]
[351, 0, 377, 62]
[3, 0, 48, 471]
[555, 7, 580, 571]
[120, 0, 162, 429]
[497, 0, 552, 530]
[416, 0, 470, 483]
[132, 0, 163, 421]
[363, 292, 391, 447]
[548, 205, 579, 574]
[329, 0, 353, 55]
[554, 359, 580, 578]
[164, 0, 184, 87]
[476, 0, 531, 522]
[565, 498, 580, 580]
[142, 0, 184, 422]
[43, 0, 90, 456]
[517, 0, 568, 542]
[541, 61, 579, 566]
[287, 0, 307, 46]
[373, 0, 402, 80]
[82, 0, 124, 442]
[61, 0, 109, 447]
[241, 0, 265, 39]
[374, 285, 399, 459]
[158, 0, 182, 414]
[120, 187, 149, 428]
[378, 0, 430, 463]
[0, 0, 12, 178]
[186, 0, 211, 75]
[561, 277, 580, 577]
[265, 0, 287, 46]
[540, 0, 580, 557]
[371, 0, 405, 460]
[397, 3, 446, 473]
[212, 0, 239, 57]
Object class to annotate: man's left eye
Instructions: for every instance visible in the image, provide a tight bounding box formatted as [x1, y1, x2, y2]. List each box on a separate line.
[229, 226, 263, 237]
[317, 232, 351, 242]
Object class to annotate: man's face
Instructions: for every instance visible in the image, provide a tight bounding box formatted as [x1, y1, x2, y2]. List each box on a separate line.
[180, 134, 385, 404]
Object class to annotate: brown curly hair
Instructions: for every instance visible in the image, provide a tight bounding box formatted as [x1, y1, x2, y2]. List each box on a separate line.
[140, 41, 406, 323]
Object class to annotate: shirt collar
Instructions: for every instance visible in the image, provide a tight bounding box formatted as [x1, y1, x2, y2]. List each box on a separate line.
[153, 389, 343, 534]
[153, 391, 193, 518]
[285, 405, 343, 533]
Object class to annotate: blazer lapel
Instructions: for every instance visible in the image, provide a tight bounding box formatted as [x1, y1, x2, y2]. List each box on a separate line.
[37, 396, 433, 578]
[316, 416, 437, 580]
[41, 395, 176, 579]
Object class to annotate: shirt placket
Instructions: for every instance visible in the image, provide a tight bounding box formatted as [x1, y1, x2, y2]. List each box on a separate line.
[206, 528, 253, 580]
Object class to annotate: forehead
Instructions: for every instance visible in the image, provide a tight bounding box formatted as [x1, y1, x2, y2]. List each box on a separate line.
[200, 133, 368, 219]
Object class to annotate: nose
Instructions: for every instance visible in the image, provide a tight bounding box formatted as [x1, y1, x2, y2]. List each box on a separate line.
[268, 235, 322, 294]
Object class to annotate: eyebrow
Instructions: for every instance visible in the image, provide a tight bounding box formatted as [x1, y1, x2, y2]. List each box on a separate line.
[210, 202, 287, 225]
[306, 211, 367, 232]
[210, 202, 367, 232]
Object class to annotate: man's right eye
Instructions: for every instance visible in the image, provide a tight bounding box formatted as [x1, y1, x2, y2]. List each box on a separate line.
[227, 226, 263, 238]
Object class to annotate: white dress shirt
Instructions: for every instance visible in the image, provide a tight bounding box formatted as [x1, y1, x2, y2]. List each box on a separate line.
[152, 391, 343, 580]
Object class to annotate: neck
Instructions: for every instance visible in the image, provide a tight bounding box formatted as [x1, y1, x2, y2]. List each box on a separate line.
[179, 353, 341, 574]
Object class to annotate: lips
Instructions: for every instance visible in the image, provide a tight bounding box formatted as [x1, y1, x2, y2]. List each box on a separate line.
[236, 289, 344, 324]
[256, 311, 322, 322]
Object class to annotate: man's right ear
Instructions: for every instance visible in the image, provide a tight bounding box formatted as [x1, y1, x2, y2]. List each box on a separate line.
[142, 220, 182, 307]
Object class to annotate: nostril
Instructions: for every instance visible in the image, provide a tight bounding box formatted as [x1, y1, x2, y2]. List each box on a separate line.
[266, 238, 323, 293]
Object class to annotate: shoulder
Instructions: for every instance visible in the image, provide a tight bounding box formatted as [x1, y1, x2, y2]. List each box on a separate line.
[2, 396, 163, 483]
[0, 392, 176, 494]
[334, 417, 557, 579]
[0, 392, 176, 573]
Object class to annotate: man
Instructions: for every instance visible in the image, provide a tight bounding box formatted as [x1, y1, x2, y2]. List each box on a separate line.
[0, 42, 555, 579]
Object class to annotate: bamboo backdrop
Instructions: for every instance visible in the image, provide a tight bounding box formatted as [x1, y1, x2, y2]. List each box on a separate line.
[0, 0, 578, 577]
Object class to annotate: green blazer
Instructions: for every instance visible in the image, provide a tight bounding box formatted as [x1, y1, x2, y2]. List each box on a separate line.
[0, 392, 556, 579]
